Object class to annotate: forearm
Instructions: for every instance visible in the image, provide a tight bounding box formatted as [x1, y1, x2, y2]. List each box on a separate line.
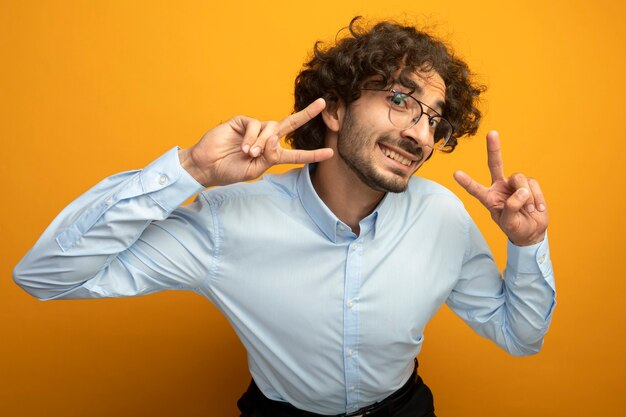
[500, 237, 555, 351]
[448, 220, 556, 356]
[13, 148, 206, 300]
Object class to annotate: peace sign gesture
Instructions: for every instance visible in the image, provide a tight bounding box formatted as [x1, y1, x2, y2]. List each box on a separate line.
[179, 98, 334, 187]
[453, 131, 548, 246]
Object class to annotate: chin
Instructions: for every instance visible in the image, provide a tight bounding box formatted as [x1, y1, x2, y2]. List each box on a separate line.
[375, 163, 422, 193]
[356, 168, 411, 193]
[377, 178, 411, 193]
[338, 142, 416, 193]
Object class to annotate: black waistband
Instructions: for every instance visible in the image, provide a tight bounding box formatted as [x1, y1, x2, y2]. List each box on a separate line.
[238, 362, 420, 417]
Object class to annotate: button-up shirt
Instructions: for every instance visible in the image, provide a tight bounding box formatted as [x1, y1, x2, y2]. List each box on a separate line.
[14, 147, 556, 415]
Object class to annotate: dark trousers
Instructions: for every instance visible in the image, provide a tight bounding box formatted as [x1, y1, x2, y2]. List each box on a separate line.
[237, 374, 436, 417]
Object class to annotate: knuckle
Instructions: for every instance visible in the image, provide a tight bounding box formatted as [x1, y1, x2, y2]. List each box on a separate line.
[506, 196, 521, 208]
[289, 117, 299, 131]
[510, 172, 525, 182]
[467, 181, 479, 194]
[266, 152, 279, 164]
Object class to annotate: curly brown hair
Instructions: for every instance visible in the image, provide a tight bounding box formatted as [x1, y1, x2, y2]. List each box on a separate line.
[286, 17, 485, 152]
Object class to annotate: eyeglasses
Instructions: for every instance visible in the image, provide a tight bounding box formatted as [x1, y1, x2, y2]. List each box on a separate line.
[361, 88, 454, 151]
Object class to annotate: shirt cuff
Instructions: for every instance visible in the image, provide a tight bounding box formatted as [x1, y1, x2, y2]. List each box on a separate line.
[139, 147, 205, 213]
[506, 234, 552, 275]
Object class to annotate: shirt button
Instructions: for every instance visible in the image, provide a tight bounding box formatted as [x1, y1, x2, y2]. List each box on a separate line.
[347, 349, 353, 357]
[158, 174, 168, 185]
[104, 197, 114, 206]
[538, 254, 546, 264]
[349, 386, 356, 392]
[347, 300, 354, 309]
[351, 244, 359, 251]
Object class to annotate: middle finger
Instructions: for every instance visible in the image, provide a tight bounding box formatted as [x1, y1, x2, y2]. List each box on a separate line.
[275, 98, 326, 138]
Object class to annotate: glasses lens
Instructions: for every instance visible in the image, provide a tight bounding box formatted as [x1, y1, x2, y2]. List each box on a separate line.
[385, 92, 454, 150]
[431, 116, 453, 150]
[387, 92, 420, 129]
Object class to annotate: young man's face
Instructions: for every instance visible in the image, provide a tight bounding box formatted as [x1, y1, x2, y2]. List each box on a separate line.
[337, 71, 447, 193]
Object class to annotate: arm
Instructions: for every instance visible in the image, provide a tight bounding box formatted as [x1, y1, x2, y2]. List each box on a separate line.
[13, 149, 209, 300]
[447, 219, 555, 356]
[449, 130, 555, 355]
[13, 100, 333, 300]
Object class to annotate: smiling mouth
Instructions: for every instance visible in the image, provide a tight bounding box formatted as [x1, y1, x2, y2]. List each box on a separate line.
[379, 143, 420, 167]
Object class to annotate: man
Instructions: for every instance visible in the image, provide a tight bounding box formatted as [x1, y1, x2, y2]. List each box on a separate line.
[14, 18, 555, 417]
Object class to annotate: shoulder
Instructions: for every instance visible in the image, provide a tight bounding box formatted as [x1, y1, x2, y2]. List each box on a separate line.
[197, 168, 302, 208]
[406, 176, 464, 205]
[400, 177, 470, 223]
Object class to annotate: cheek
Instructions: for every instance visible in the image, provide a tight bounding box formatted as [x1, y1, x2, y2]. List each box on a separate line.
[369, 113, 391, 133]
[341, 107, 392, 150]
[348, 105, 389, 131]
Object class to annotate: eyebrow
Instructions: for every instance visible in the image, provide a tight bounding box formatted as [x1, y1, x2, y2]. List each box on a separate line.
[401, 83, 445, 115]
[431, 100, 445, 114]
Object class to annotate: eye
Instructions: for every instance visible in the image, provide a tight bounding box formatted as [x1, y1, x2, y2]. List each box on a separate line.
[428, 117, 440, 128]
[389, 92, 410, 109]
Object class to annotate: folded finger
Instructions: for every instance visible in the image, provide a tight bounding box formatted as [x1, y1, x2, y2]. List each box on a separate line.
[508, 173, 535, 213]
[247, 121, 279, 158]
[500, 187, 531, 227]
[528, 178, 547, 212]
[239, 118, 263, 155]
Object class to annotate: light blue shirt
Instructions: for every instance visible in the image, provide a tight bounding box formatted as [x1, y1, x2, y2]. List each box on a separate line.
[14, 147, 556, 415]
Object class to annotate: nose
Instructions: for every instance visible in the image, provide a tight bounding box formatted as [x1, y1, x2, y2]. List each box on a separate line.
[400, 115, 435, 150]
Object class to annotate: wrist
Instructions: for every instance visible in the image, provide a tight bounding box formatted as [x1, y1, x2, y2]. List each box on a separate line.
[178, 148, 211, 187]
[510, 232, 546, 247]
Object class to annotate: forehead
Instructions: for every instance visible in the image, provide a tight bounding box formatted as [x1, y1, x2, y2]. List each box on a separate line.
[405, 70, 446, 109]
[412, 71, 445, 95]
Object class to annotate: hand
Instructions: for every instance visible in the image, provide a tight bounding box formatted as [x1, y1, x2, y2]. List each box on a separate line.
[453, 130, 548, 246]
[179, 98, 334, 187]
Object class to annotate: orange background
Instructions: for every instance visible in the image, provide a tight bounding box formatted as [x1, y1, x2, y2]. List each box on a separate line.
[2, 1, 625, 416]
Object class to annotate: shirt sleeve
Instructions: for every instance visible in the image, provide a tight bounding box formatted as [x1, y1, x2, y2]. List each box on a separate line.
[446, 218, 556, 356]
[13, 147, 214, 301]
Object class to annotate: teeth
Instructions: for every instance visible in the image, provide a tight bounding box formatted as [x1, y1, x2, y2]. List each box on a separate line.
[382, 146, 412, 166]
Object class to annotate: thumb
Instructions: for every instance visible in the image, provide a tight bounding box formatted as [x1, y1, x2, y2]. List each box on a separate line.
[502, 187, 531, 220]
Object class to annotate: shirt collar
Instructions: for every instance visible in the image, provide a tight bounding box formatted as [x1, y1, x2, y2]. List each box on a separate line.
[297, 164, 395, 243]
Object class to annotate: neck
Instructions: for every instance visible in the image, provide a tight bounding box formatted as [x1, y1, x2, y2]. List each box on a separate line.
[311, 155, 385, 235]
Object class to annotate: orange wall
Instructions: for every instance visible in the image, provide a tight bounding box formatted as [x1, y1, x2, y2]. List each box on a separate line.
[2, 1, 625, 416]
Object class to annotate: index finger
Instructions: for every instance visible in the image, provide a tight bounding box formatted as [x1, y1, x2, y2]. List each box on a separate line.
[276, 98, 326, 137]
[486, 130, 505, 182]
[278, 147, 334, 165]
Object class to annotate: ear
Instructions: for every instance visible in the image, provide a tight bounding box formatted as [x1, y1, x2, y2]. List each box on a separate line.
[321, 98, 345, 133]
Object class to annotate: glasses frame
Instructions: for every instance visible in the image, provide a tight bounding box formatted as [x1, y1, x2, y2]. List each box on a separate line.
[361, 87, 455, 151]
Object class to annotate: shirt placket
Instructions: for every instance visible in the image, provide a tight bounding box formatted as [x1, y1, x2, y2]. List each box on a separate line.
[343, 238, 362, 413]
